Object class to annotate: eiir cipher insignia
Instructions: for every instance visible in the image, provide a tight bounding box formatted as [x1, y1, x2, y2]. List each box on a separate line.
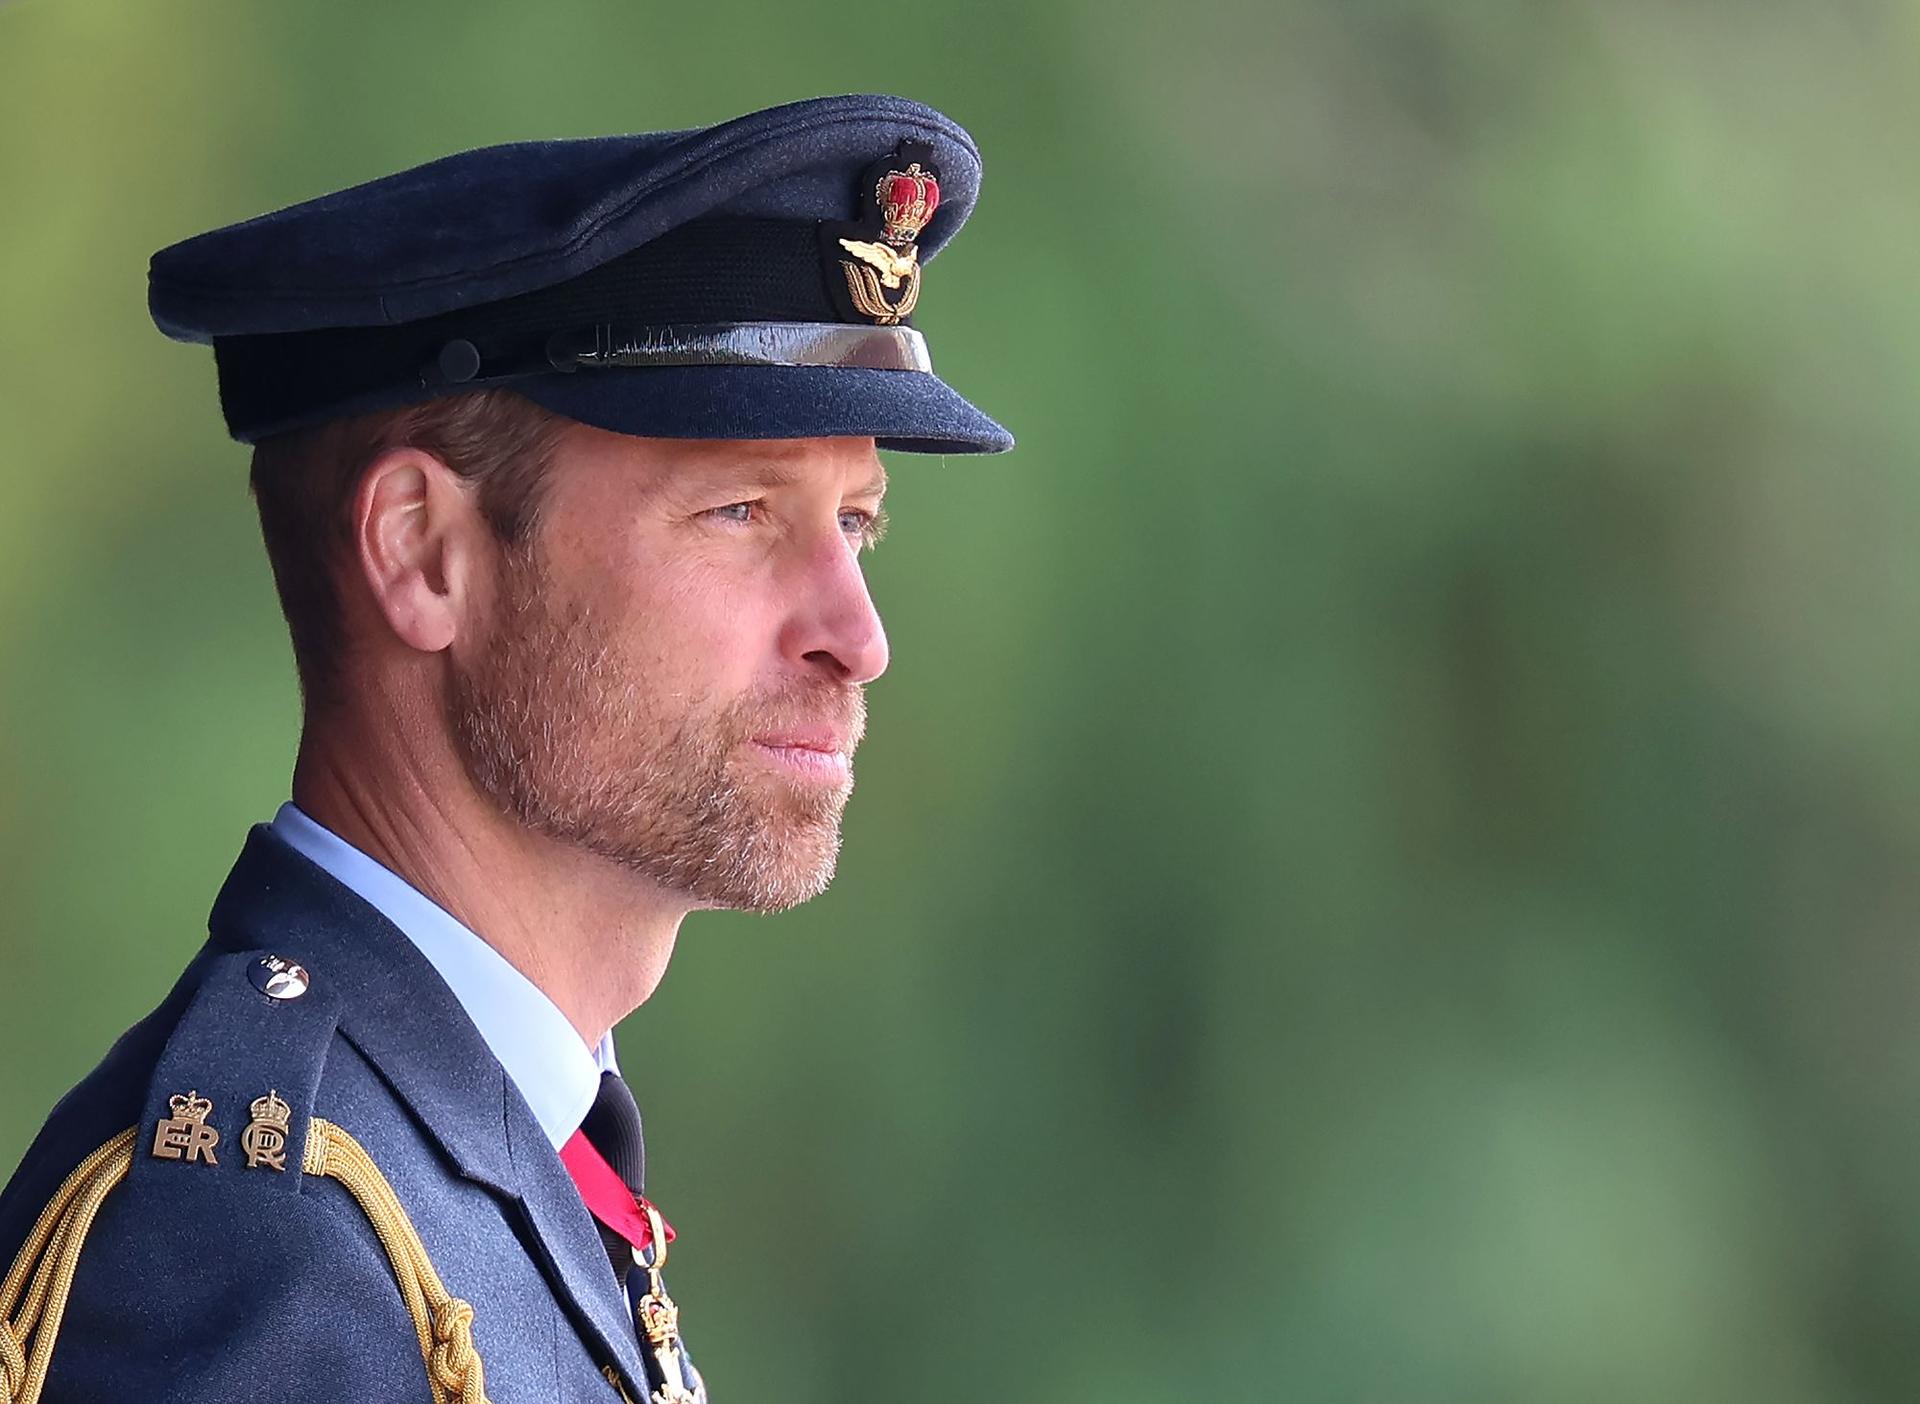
[150, 1090, 221, 1166]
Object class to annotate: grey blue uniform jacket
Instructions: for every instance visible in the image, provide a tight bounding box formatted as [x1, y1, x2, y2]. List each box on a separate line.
[0, 825, 673, 1401]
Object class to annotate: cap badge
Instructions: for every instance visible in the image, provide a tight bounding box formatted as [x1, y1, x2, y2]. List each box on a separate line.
[151, 1090, 221, 1166]
[828, 146, 942, 326]
[242, 1089, 293, 1172]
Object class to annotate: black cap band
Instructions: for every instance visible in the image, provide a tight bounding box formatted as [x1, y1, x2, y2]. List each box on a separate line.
[424, 322, 932, 392]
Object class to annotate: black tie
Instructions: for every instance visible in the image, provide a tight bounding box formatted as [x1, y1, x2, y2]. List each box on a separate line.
[579, 1069, 648, 1286]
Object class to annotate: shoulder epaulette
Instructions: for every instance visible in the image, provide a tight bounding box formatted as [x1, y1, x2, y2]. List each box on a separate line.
[0, 950, 496, 1404]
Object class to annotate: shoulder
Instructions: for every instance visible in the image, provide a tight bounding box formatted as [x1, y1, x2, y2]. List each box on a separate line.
[0, 945, 448, 1404]
[3, 944, 345, 1214]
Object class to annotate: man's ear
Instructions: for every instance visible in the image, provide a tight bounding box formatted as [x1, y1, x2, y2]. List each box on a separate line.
[349, 448, 488, 655]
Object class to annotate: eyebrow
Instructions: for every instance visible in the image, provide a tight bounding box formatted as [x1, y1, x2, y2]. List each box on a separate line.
[697, 455, 887, 498]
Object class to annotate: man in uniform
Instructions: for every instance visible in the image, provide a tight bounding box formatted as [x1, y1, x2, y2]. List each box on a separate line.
[0, 93, 1009, 1403]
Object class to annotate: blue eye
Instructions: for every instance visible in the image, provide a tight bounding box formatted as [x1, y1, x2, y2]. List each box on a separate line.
[841, 507, 889, 548]
[704, 500, 885, 547]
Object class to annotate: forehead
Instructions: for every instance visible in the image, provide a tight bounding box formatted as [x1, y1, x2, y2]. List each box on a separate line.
[553, 429, 888, 497]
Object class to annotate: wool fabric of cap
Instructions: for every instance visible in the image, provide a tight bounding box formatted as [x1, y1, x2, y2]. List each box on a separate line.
[148, 93, 1012, 454]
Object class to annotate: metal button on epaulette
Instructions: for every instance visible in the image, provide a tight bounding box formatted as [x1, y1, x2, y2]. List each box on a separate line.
[249, 954, 310, 1000]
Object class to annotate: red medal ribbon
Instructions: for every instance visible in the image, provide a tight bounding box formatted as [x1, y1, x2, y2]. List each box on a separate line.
[560, 1129, 676, 1260]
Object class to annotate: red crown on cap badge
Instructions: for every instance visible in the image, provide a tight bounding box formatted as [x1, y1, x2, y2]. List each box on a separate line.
[876, 164, 940, 247]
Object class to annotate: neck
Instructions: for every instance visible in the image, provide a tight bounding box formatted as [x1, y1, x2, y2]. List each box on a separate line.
[289, 703, 688, 1048]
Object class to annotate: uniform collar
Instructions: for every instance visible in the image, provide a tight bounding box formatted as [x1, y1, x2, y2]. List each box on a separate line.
[209, 821, 650, 1383]
[269, 801, 613, 1150]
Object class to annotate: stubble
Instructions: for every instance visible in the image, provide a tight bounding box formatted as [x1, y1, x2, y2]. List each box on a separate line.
[448, 546, 865, 912]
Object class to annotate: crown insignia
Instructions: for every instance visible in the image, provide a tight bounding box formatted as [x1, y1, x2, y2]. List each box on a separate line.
[241, 1087, 293, 1173]
[168, 1090, 214, 1123]
[875, 162, 940, 248]
[249, 1089, 291, 1131]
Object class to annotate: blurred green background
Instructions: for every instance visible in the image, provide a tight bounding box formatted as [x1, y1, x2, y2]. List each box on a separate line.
[6, 0, 1919, 1398]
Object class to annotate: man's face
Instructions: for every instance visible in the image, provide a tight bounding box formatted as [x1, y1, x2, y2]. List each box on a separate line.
[446, 430, 891, 912]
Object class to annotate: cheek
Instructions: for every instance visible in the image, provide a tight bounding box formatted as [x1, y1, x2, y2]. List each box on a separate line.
[561, 505, 790, 685]
[614, 557, 782, 693]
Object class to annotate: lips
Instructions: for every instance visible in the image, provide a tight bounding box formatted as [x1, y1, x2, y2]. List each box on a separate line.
[741, 686, 865, 762]
[750, 728, 848, 755]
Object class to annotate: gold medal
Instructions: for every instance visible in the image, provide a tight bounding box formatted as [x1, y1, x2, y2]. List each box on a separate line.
[633, 1202, 706, 1404]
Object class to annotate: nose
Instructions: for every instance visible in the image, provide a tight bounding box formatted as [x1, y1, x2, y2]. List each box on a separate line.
[778, 530, 890, 685]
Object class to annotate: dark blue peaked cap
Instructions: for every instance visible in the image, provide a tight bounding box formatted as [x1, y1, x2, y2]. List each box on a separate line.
[148, 94, 1012, 454]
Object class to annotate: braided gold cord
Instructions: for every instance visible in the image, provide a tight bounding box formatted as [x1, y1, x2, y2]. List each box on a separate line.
[0, 1119, 492, 1404]
[0, 1127, 137, 1404]
[303, 1118, 492, 1404]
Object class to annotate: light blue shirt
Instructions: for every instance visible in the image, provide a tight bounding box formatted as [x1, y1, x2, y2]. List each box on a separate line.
[270, 802, 615, 1150]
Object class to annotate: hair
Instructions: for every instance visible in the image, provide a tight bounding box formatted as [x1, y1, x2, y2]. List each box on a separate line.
[247, 389, 575, 712]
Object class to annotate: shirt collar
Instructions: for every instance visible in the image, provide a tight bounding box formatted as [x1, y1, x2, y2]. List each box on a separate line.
[269, 801, 614, 1150]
